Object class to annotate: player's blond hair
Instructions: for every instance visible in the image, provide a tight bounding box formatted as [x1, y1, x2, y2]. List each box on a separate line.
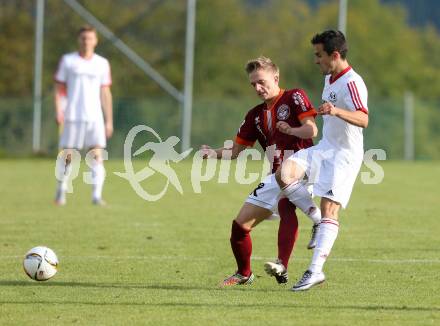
[245, 56, 279, 76]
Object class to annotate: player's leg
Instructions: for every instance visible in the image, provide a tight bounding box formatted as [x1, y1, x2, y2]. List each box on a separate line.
[222, 202, 272, 286]
[292, 197, 340, 291]
[223, 175, 279, 286]
[277, 198, 299, 268]
[276, 154, 322, 248]
[88, 147, 106, 205]
[264, 198, 298, 284]
[292, 154, 362, 291]
[309, 198, 340, 273]
[86, 121, 107, 205]
[54, 148, 73, 205]
[55, 121, 85, 205]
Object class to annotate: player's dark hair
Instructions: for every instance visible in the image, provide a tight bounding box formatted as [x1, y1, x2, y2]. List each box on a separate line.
[77, 25, 97, 36]
[311, 30, 348, 59]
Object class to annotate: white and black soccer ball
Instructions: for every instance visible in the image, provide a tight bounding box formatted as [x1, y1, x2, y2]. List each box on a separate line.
[23, 246, 59, 281]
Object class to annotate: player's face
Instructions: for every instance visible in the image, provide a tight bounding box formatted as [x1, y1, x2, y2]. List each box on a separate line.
[249, 69, 279, 102]
[78, 31, 98, 53]
[313, 43, 335, 75]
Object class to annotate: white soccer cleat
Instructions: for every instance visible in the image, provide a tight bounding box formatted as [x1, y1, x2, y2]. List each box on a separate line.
[307, 223, 320, 249]
[291, 270, 325, 291]
[264, 259, 288, 284]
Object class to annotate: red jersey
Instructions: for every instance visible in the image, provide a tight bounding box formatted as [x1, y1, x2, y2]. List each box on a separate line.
[235, 88, 316, 172]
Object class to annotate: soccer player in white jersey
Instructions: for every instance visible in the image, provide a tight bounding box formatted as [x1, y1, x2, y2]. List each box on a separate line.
[54, 25, 113, 206]
[274, 30, 369, 291]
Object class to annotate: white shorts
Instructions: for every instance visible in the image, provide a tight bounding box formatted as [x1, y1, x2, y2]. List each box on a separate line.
[245, 174, 313, 218]
[246, 174, 282, 212]
[59, 120, 106, 150]
[288, 142, 362, 208]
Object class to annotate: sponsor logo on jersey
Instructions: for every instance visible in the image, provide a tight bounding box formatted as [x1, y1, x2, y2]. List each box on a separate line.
[292, 91, 307, 112]
[276, 104, 290, 120]
[328, 91, 337, 103]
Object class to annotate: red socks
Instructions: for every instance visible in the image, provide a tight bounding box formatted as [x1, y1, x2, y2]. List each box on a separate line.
[229, 199, 298, 276]
[230, 220, 252, 277]
[277, 198, 299, 268]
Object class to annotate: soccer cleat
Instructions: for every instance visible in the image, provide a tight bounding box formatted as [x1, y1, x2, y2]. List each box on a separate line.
[54, 188, 66, 206]
[291, 270, 325, 291]
[92, 198, 107, 206]
[307, 223, 320, 249]
[264, 259, 288, 284]
[221, 272, 255, 286]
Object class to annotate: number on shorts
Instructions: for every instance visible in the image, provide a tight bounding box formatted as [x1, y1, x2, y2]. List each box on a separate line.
[251, 183, 265, 197]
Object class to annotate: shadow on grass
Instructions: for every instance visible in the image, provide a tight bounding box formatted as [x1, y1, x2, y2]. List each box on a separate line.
[0, 299, 438, 312]
[1, 281, 439, 312]
[0, 280, 276, 292]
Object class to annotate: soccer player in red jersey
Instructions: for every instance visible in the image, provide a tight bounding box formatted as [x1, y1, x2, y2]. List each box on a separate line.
[200, 57, 321, 286]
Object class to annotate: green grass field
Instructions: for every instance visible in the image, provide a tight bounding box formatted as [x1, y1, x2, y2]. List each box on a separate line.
[0, 159, 439, 325]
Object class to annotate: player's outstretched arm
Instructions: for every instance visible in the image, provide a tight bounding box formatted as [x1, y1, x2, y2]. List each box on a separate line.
[276, 117, 318, 139]
[200, 142, 247, 159]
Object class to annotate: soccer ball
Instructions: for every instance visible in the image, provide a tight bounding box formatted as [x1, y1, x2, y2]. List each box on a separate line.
[23, 246, 59, 281]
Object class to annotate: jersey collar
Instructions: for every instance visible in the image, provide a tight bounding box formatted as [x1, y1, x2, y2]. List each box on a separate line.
[329, 66, 351, 84]
[265, 89, 285, 111]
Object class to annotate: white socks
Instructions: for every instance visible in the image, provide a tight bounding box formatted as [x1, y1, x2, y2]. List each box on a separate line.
[309, 218, 339, 273]
[56, 161, 72, 194]
[283, 182, 321, 224]
[91, 161, 105, 201]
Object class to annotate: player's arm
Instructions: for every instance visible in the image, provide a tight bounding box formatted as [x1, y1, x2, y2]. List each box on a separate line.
[318, 101, 368, 128]
[101, 86, 113, 138]
[54, 82, 66, 125]
[276, 117, 318, 139]
[200, 142, 248, 159]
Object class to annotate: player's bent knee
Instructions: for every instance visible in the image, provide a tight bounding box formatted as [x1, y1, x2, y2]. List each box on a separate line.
[278, 160, 300, 187]
[235, 203, 272, 229]
[89, 147, 104, 163]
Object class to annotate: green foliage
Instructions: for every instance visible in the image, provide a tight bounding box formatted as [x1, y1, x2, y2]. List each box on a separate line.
[0, 0, 439, 158]
[1, 0, 439, 99]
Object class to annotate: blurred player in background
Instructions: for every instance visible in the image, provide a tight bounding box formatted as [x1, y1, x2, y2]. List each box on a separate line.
[275, 30, 369, 291]
[54, 25, 113, 206]
[201, 56, 321, 286]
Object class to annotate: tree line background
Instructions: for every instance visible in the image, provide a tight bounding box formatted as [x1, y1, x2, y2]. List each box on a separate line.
[0, 0, 439, 159]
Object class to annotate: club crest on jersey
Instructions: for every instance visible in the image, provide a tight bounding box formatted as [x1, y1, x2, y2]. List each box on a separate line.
[276, 104, 290, 120]
[328, 91, 337, 103]
[292, 92, 307, 112]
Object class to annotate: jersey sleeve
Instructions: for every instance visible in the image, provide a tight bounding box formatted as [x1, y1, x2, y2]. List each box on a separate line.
[291, 89, 317, 121]
[345, 79, 368, 114]
[54, 56, 67, 83]
[101, 59, 112, 86]
[235, 110, 257, 147]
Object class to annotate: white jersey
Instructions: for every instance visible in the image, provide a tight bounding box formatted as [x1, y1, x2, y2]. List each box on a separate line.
[55, 52, 112, 122]
[319, 66, 368, 158]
